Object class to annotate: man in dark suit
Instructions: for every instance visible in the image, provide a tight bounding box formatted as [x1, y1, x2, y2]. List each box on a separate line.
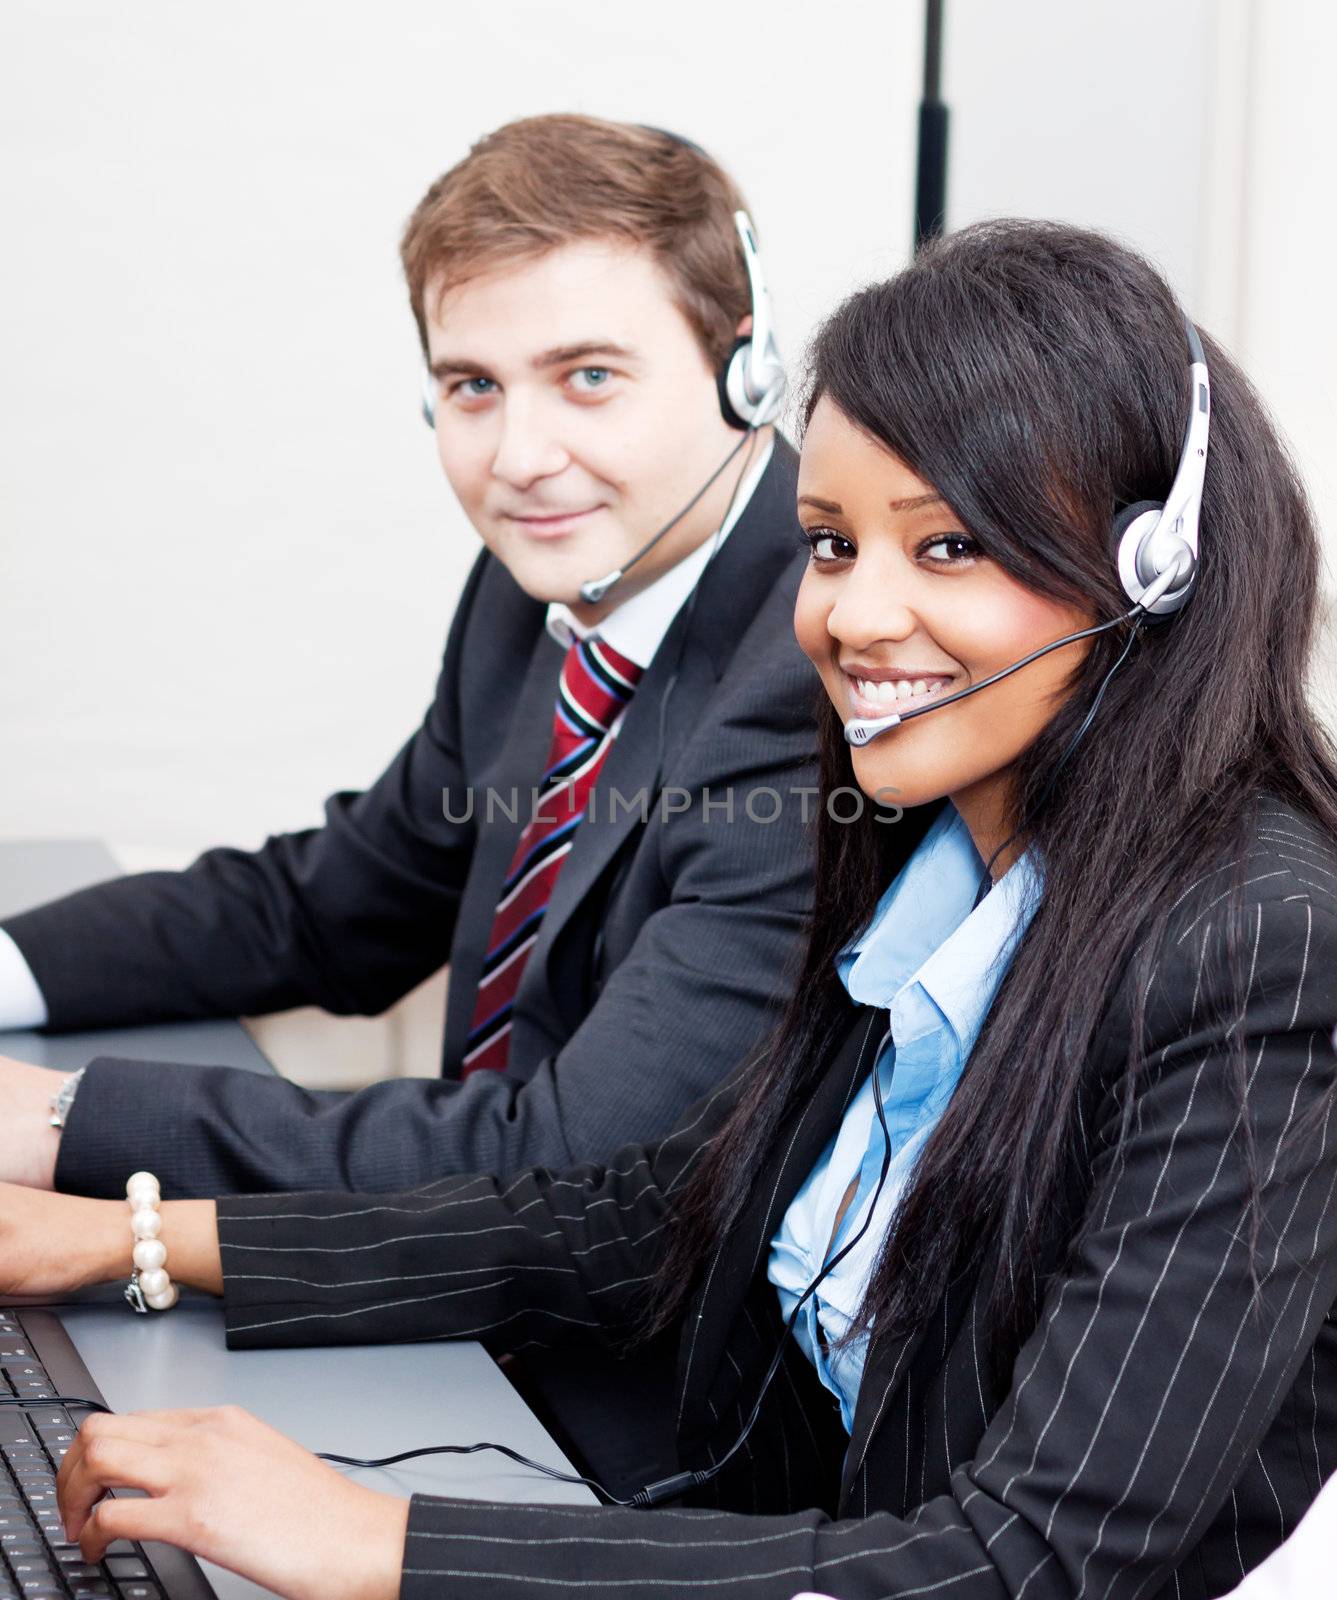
[0, 115, 818, 1202]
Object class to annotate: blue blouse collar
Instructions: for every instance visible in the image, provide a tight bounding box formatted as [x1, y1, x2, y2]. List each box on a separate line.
[837, 801, 1044, 1050]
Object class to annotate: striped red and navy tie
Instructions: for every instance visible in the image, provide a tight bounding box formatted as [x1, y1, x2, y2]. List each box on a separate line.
[462, 635, 644, 1076]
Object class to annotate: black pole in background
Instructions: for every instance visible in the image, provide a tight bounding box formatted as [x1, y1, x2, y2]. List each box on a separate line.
[913, 0, 949, 251]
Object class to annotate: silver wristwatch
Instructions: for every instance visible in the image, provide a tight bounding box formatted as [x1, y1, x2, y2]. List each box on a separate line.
[47, 1067, 85, 1130]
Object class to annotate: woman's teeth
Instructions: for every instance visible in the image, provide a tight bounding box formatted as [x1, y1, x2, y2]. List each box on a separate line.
[854, 677, 950, 705]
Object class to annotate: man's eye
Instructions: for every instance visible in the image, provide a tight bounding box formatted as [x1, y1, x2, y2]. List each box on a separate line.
[803, 528, 855, 563]
[920, 534, 982, 564]
[446, 376, 497, 399]
[570, 367, 612, 392]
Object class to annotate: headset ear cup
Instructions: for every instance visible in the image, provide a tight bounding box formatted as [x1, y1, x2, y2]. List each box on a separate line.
[420, 360, 437, 430]
[717, 337, 753, 431]
[1110, 498, 1162, 564]
[1111, 499, 1175, 619]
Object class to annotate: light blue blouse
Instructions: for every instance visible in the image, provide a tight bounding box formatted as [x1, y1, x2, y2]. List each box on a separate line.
[766, 801, 1043, 1431]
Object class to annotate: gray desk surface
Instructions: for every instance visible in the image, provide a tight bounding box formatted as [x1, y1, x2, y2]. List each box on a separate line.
[0, 841, 596, 1600]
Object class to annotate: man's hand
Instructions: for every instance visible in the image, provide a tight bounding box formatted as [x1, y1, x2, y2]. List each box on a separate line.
[58, 1406, 409, 1600]
[0, 1055, 68, 1189]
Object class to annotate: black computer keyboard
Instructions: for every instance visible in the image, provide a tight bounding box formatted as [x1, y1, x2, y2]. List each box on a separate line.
[1, 1312, 164, 1600]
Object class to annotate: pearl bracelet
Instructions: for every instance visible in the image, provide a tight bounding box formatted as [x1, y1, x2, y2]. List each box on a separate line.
[123, 1171, 179, 1314]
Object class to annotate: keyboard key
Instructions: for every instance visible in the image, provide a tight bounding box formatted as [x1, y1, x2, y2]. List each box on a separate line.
[115, 1586, 161, 1600]
[69, 1582, 113, 1599]
[0, 1367, 46, 1387]
[105, 1559, 148, 1580]
[7, 1559, 55, 1581]
[21, 1415, 71, 1435]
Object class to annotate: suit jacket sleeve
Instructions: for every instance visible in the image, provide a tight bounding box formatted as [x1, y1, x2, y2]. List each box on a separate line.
[52, 637, 819, 1198]
[219, 885, 1337, 1597]
[3, 552, 491, 1035]
[213, 1048, 748, 1352]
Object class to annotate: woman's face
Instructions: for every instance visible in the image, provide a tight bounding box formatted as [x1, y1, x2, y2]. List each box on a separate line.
[793, 397, 1098, 870]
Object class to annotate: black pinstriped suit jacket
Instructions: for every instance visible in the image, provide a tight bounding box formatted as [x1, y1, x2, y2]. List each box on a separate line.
[216, 796, 1337, 1600]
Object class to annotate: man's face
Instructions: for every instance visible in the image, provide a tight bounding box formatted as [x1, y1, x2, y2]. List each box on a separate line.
[423, 240, 746, 622]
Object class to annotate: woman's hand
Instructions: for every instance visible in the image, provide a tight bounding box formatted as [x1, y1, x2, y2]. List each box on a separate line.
[57, 1406, 409, 1600]
[0, 1183, 128, 1295]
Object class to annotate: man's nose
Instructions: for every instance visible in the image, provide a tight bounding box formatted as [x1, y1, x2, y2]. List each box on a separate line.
[490, 397, 570, 488]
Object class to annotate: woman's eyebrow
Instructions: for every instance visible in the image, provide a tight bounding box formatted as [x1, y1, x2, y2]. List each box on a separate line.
[797, 494, 843, 513]
[888, 492, 945, 513]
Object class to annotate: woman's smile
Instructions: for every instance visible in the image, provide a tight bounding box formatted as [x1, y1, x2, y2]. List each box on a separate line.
[843, 669, 958, 719]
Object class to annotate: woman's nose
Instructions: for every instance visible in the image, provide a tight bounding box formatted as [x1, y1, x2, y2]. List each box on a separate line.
[824, 572, 918, 652]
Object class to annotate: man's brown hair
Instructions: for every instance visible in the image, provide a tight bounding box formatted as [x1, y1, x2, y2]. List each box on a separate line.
[400, 114, 753, 369]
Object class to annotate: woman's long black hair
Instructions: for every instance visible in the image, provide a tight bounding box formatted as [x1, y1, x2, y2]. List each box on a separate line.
[647, 219, 1337, 1379]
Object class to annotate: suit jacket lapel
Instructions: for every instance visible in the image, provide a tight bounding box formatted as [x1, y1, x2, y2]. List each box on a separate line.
[839, 1298, 938, 1506]
[518, 442, 803, 998]
[676, 1000, 890, 1442]
[441, 631, 566, 1073]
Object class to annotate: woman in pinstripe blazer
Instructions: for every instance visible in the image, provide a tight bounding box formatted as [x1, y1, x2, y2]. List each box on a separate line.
[8, 220, 1337, 1600]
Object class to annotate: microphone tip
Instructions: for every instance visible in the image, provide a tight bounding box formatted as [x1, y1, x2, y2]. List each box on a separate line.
[579, 572, 621, 605]
[843, 713, 903, 746]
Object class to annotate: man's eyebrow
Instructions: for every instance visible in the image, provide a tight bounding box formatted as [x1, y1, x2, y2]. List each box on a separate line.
[532, 341, 637, 369]
[429, 355, 488, 379]
[428, 342, 637, 380]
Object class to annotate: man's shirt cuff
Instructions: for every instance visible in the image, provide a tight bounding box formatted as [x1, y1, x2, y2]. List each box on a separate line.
[0, 926, 50, 1029]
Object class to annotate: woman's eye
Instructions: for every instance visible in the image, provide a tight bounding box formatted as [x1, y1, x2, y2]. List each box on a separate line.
[570, 367, 612, 392]
[920, 533, 982, 564]
[803, 528, 855, 564]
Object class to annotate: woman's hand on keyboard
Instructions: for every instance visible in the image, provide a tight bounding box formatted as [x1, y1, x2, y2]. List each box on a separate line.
[56, 1404, 409, 1600]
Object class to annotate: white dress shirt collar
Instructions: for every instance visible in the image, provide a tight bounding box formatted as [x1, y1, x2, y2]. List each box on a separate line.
[544, 436, 775, 670]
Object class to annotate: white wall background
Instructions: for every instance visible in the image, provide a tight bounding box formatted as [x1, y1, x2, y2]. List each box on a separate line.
[9, 0, 1331, 857]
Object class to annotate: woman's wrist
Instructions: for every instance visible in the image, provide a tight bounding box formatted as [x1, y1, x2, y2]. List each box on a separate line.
[67, 1197, 222, 1296]
[343, 1489, 410, 1600]
[157, 1200, 223, 1295]
[70, 1196, 135, 1289]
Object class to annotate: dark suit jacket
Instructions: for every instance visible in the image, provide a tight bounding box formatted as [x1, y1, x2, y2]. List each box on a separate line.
[6, 445, 820, 1197]
[215, 795, 1337, 1599]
